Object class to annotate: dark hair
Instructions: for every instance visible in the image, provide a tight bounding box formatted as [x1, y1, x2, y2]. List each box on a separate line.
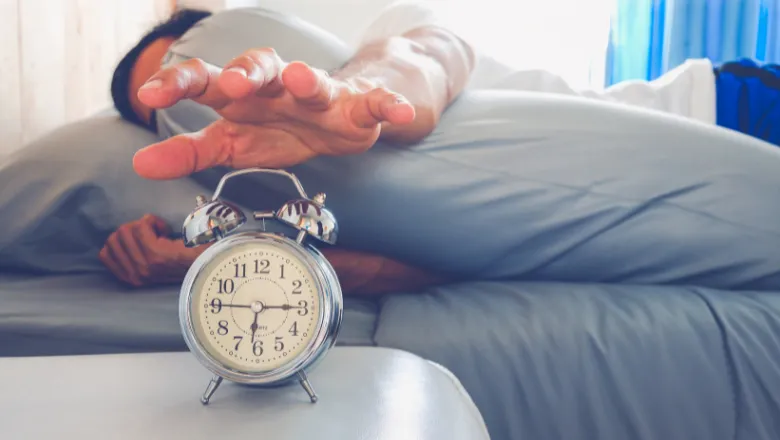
[111, 8, 212, 129]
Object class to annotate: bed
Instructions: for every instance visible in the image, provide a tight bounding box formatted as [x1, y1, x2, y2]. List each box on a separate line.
[2, 89, 780, 440]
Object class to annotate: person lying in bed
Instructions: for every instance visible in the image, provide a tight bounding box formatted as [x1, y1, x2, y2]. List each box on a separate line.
[100, 2, 780, 292]
[101, 4, 475, 294]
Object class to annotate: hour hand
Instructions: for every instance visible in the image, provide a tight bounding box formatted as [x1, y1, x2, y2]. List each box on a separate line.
[264, 304, 303, 310]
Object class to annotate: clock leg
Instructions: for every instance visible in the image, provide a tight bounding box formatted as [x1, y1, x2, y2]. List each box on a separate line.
[201, 375, 224, 405]
[297, 371, 318, 403]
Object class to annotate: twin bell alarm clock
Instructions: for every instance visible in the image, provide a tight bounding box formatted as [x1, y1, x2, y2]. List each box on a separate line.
[178, 168, 343, 405]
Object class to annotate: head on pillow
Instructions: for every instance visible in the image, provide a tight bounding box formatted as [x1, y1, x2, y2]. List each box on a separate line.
[111, 8, 212, 131]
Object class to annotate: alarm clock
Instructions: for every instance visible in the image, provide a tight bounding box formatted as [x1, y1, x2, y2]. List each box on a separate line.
[178, 168, 343, 405]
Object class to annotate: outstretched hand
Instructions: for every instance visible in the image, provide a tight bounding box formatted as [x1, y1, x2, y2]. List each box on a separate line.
[133, 48, 416, 180]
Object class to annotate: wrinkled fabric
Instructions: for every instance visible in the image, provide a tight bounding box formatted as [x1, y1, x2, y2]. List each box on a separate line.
[279, 92, 780, 291]
[375, 281, 780, 440]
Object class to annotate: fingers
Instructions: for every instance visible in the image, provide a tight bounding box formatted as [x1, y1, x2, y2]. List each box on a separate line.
[98, 215, 171, 287]
[282, 62, 336, 110]
[350, 88, 416, 128]
[138, 58, 231, 110]
[219, 48, 285, 99]
[133, 121, 233, 180]
[138, 219, 180, 268]
[117, 225, 149, 280]
[99, 246, 132, 285]
[101, 233, 142, 287]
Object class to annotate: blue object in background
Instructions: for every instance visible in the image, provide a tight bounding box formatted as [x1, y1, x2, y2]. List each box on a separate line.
[605, 0, 780, 85]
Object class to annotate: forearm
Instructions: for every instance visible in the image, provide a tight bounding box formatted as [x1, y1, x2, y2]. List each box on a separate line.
[333, 26, 475, 144]
[322, 248, 447, 296]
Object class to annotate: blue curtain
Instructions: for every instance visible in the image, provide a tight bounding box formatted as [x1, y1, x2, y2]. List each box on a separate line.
[605, 0, 780, 85]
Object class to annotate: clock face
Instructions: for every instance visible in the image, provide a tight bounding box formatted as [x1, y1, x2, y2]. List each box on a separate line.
[189, 240, 322, 374]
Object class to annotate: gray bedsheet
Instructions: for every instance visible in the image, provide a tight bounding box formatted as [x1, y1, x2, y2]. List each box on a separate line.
[0, 273, 378, 357]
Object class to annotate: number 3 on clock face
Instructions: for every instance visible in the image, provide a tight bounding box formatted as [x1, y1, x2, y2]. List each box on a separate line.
[184, 236, 329, 378]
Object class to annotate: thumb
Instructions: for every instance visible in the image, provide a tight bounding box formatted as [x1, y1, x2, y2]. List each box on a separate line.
[133, 122, 232, 180]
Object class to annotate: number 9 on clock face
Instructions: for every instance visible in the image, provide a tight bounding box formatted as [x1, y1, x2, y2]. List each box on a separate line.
[181, 235, 334, 382]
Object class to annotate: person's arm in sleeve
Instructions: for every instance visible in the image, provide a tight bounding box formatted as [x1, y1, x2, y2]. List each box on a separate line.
[335, 1, 476, 143]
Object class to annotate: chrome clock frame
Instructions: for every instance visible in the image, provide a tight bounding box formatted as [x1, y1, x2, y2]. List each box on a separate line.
[177, 168, 343, 405]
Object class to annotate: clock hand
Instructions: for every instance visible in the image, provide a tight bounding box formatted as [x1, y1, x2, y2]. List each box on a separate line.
[250, 311, 260, 341]
[221, 304, 251, 309]
[264, 304, 305, 310]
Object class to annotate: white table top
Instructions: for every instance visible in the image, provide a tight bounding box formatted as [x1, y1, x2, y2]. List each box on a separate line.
[0, 347, 488, 440]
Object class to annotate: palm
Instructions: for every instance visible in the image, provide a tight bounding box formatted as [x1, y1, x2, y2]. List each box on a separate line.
[133, 49, 414, 180]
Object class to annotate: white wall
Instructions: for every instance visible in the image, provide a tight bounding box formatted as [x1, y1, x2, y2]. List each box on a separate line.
[180, 0, 612, 87]
[0, 0, 174, 155]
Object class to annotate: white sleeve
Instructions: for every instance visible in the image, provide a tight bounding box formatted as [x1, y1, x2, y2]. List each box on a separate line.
[358, 1, 468, 47]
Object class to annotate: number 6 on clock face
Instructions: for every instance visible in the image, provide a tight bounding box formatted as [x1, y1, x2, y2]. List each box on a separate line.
[178, 168, 343, 406]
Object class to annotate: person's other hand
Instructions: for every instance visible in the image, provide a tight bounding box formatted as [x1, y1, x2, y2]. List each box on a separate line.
[98, 216, 445, 293]
[132, 48, 416, 180]
[99, 214, 205, 287]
